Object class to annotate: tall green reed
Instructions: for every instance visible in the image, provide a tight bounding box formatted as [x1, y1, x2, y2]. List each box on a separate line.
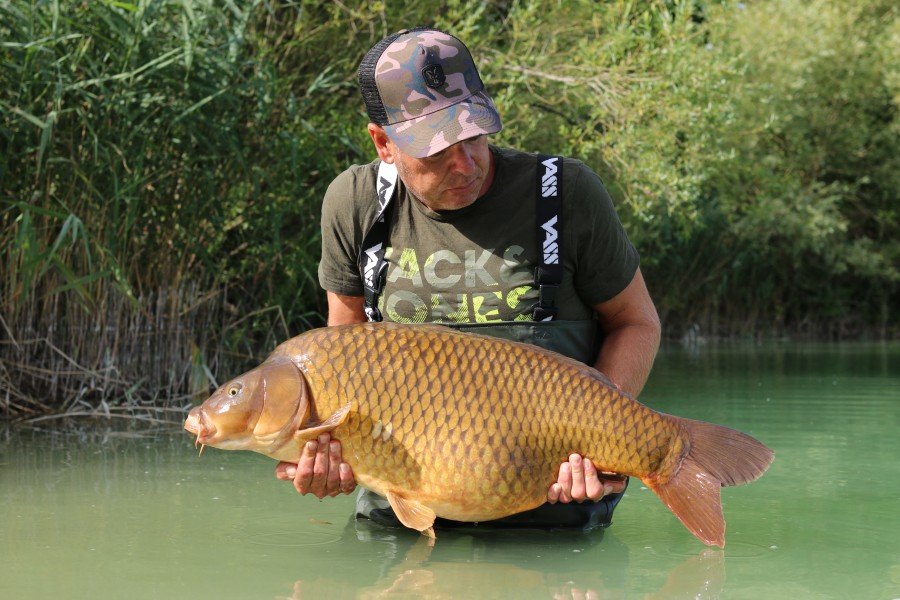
[0, 1, 336, 419]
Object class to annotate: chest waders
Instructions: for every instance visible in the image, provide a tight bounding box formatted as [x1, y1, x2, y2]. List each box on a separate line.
[354, 156, 626, 533]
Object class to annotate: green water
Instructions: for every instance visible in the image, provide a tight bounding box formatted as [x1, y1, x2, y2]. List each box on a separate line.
[2, 342, 898, 599]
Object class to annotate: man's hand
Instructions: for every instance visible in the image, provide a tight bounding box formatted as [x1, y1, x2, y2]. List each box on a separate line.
[547, 453, 626, 503]
[275, 433, 356, 498]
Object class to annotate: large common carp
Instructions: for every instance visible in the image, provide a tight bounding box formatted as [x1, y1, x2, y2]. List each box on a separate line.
[184, 322, 773, 547]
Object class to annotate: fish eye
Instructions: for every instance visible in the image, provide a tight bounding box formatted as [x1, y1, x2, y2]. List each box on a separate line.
[227, 384, 241, 397]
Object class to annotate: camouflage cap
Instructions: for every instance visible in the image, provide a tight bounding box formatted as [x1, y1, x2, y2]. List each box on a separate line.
[358, 28, 502, 158]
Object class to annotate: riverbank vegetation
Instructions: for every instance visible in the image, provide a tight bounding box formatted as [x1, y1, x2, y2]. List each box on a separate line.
[2, 0, 897, 420]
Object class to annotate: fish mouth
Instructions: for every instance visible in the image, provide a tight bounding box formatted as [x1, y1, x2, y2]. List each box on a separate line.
[184, 406, 216, 446]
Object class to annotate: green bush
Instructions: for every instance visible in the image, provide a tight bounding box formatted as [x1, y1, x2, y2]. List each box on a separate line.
[480, 0, 898, 338]
[658, 0, 899, 337]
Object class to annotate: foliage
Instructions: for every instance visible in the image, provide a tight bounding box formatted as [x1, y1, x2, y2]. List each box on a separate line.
[714, 0, 898, 336]
[1, 0, 897, 418]
[480, 0, 899, 338]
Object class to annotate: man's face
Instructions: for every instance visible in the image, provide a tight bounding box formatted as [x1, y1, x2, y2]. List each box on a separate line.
[386, 134, 495, 211]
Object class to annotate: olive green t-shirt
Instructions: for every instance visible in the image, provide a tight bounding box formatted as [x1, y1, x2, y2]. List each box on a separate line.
[318, 146, 639, 324]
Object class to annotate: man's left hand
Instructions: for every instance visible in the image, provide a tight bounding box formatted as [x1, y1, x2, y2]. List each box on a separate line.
[547, 453, 626, 503]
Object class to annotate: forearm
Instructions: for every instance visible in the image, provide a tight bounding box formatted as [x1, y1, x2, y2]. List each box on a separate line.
[276, 292, 365, 497]
[326, 292, 367, 326]
[593, 321, 660, 397]
[591, 268, 661, 398]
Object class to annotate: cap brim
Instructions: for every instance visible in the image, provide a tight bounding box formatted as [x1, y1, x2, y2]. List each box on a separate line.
[384, 90, 502, 159]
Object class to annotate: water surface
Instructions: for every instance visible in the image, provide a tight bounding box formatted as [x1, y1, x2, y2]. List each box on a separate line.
[2, 342, 898, 599]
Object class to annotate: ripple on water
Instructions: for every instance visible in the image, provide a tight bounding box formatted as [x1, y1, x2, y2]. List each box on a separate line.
[611, 487, 777, 561]
[235, 518, 344, 547]
[663, 540, 774, 560]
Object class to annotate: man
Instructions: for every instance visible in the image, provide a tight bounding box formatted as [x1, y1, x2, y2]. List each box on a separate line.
[275, 28, 660, 532]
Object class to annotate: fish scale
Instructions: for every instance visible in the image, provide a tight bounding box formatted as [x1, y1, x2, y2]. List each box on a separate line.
[185, 321, 773, 546]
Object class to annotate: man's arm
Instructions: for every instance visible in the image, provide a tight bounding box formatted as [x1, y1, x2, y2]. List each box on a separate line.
[325, 292, 367, 326]
[274, 292, 365, 497]
[548, 267, 660, 503]
[591, 267, 661, 397]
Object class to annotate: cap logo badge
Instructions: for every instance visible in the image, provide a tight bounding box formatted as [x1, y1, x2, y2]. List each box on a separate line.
[422, 64, 446, 89]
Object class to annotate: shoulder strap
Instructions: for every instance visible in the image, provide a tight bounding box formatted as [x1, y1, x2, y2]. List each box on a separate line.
[533, 155, 563, 321]
[358, 160, 398, 322]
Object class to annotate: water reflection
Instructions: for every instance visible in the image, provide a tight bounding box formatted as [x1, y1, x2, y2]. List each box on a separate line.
[644, 550, 724, 600]
[276, 518, 725, 600]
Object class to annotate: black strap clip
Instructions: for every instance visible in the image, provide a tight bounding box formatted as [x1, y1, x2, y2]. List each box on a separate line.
[533, 280, 560, 321]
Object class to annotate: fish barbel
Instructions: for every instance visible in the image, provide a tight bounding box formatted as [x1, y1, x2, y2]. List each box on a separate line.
[184, 322, 774, 546]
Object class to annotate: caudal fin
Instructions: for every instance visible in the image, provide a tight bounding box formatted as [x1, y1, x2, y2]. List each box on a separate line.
[643, 417, 774, 547]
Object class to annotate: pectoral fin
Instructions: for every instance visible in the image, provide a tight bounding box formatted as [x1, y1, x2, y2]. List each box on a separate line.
[292, 403, 352, 444]
[386, 490, 437, 539]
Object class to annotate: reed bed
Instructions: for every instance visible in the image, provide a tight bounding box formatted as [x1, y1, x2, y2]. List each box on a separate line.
[1, 1, 325, 421]
[0, 279, 292, 422]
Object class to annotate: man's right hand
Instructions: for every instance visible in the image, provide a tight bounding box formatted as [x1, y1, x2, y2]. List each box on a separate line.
[275, 433, 356, 498]
[279, 293, 364, 499]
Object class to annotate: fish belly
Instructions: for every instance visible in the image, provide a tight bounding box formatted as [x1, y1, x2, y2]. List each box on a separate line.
[336, 413, 559, 522]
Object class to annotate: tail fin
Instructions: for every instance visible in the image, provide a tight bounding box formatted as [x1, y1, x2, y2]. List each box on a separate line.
[643, 417, 775, 547]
